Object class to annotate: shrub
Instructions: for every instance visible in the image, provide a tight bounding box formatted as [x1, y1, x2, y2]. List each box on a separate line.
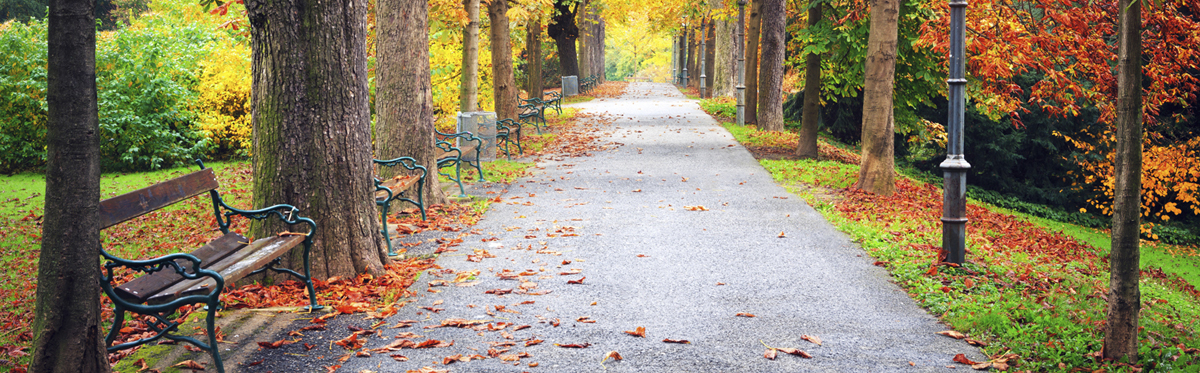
[95, 19, 214, 171]
[193, 37, 251, 159]
[0, 20, 48, 174]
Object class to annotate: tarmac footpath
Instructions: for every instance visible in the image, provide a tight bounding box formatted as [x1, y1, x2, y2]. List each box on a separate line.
[242, 82, 985, 372]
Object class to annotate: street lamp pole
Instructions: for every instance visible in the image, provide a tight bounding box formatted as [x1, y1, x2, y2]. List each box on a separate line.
[941, 0, 970, 264]
[682, 20, 689, 88]
[699, 17, 708, 98]
[736, 0, 746, 125]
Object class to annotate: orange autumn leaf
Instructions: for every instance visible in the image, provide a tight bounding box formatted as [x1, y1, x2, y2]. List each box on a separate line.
[172, 360, 206, 370]
[801, 334, 822, 346]
[764, 348, 777, 360]
[777, 347, 813, 358]
[662, 338, 690, 344]
[567, 277, 586, 284]
[735, 313, 756, 318]
[953, 353, 983, 365]
[937, 330, 966, 339]
[624, 326, 646, 337]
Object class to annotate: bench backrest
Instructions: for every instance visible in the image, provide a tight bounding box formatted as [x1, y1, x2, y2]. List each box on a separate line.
[99, 168, 219, 229]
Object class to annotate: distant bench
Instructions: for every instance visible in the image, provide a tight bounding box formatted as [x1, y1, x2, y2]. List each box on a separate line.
[99, 162, 322, 373]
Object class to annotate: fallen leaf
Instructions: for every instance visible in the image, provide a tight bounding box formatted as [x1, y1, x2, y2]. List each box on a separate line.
[938, 330, 966, 339]
[390, 354, 409, 362]
[965, 338, 988, 347]
[603, 350, 623, 362]
[801, 334, 823, 346]
[576, 316, 596, 323]
[624, 326, 646, 337]
[662, 338, 690, 344]
[567, 277, 586, 284]
[172, 360, 206, 370]
[764, 348, 777, 360]
[777, 347, 813, 358]
[555, 343, 591, 348]
[525, 339, 544, 347]
[778, 231, 786, 238]
[953, 353, 983, 365]
[735, 313, 756, 318]
[684, 205, 708, 211]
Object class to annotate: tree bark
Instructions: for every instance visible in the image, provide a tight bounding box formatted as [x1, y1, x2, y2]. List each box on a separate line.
[713, 14, 735, 97]
[745, 0, 762, 123]
[459, 0, 480, 111]
[488, 0, 517, 120]
[854, 0, 899, 195]
[797, 2, 822, 158]
[247, 0, 386, 278]
[1104, 0, 1142, 362]
[548, 0, 580, 77]
[377, 0, 448, 206]
[32, 0, 110, 370]
[576, 0, 591, 79]
[756, 0, 785, 131]
[526, 16, 543, 97]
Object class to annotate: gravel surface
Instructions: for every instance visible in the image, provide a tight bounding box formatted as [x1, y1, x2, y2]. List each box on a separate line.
[244, 83, 985, 372]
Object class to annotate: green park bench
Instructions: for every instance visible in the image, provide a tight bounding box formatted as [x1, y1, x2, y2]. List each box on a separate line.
[373, 156, 428, 256]
[496, 118, 526, 160]
[98, 162, 322, 373]
[434, 129, 485, 197]
[542, 91, 563, 116]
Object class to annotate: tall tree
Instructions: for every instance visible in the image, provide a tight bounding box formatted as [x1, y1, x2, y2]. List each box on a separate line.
[247, 0, 386, 277]
[796, 1, 822, 158]
[853, 0, 898, 195]
[687, 23, 699, 87]
[460, 0, 481, 111]
[1104, 0, 1142, 361]
[577, 0, 592, 78]
[377, 0, 448, 205]
[526, 16, 544, 97]
[488, 0, 518, 120]
[744, 0, 762, 123]
[756, 0, 785, 131]
[548, 0, 581, 77]
[712, 0, 735, 97]
[31, 0, 109, 370]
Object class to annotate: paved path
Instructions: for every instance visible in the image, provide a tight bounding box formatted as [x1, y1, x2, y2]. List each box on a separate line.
[249, 83, 984, 372]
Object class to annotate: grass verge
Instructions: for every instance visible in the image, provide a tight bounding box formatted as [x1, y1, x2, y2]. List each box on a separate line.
[720, 121, 1200, 371]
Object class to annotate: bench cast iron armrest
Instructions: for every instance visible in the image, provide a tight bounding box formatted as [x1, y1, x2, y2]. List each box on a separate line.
[495, 118, 524, 160]
[100, 252, 224, 352]
[210, 200, 322, 309]
[374, 156, 428, 256]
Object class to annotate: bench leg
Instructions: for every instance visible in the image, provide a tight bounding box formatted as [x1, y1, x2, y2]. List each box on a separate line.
[104, 304, 127, 348]
[299, 240, 325, 312]
[378, 200, 399, 257]
[452, 162, 467, 197]
[205, 298, 227, 373]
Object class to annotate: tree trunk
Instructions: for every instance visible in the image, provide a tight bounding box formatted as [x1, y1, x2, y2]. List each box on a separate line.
[596, 18, 605, 80]
[756, 0, 785, 131]
[745, 0, 762, 123]
[713, 14, 735, 97]
[377, 0, 448, 206]
[526, 16, 543, 97]
[488, 0, 517, 120]
[576, 0, 591, 79]
[1104, 0, 1142, 362]
[548, 0, 580, 77]
[797, 2, 822, 158]
[854, 0, 899, 196]
[32, 0, 109, 370]
[247, 0, 386, 278]
[459, 0, 480, 112]
[676, 32, 686, 84]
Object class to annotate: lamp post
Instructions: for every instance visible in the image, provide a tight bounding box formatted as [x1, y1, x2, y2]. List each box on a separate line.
[941, 0, 970, 264]
[699, 17, 708, 98]
[671, 33, 678, 84]
[736, 0, 746, 125]
[682, 20, 689, 88]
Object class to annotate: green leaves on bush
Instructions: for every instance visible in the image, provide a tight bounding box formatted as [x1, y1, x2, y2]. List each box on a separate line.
[0, 16, 217, 172]
[0, 20, 49, 174]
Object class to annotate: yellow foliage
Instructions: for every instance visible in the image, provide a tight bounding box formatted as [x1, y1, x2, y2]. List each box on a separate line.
[193, 38, 252, 158]
[1072, 132, 1200, 226]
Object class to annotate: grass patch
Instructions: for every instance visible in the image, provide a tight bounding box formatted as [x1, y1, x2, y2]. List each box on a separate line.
[708, 104, 1200, 371]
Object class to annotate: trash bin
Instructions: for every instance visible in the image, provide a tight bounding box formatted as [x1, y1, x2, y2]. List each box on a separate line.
[562, 75, 579, 96]
[456, 111, 497, 162]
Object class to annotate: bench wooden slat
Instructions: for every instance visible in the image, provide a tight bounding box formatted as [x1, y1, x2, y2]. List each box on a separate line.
[145, 235, 305, 305]
[99, 169, 219, 229]
[437, 145, 477, 161]
[375, 175, 421, 202]
[112, 231, 248, 303]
